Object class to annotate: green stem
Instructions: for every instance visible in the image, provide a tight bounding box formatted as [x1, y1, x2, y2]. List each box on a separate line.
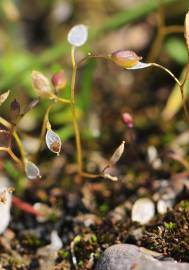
[13, 131, 27, 163]
[39, 103, 54, 150]
[70, 47, 83, 175]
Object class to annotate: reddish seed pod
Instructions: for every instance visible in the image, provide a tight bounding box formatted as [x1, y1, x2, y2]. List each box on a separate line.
[51, 70, 67, 91]
[122, 112, 134, 128]
[111, 50, 142, 68]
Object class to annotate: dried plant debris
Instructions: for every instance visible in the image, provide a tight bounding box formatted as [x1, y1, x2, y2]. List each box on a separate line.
[0, 90, 10, 106]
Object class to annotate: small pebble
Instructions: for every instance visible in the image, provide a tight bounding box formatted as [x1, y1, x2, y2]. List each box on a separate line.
[132, 198, 155, 224]
[157, 198, 174, 214]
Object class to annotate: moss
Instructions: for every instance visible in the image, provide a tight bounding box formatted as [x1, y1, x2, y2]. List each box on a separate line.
[164, 221, 176, 230]
[58, 249, 70, 259]
[142, 201, 189, 262]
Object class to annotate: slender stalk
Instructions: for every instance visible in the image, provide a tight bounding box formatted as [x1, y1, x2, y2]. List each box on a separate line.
[7, 148, 22, 165]
[163, 25, 184, 34]
[81, 172, 101, 179]
[151, 63, 181, 85]
[78, 53, 109, 67]
[39, 103, 54, 150]
[0, 146, 21, 165]
[70, 46, 83, 175]
[50, 94, 71, 104]
[0, 116, 11, 129]
[13, 131, 26, 163]
[151, 62, 189, 119]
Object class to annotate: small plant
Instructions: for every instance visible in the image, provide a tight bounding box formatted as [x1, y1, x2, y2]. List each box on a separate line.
[0, 12, 189, 185]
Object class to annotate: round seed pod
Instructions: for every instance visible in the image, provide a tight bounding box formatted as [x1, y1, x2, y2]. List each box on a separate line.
[51, 70, 67, 91]
[67, 24, 88, 47]
[111, 50, 142, 68]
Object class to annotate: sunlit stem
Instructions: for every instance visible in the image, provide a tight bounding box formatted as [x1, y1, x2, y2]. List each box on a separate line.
[81, 172, 101, 179]
[70, 46, 83, 175]
[0, 116, 11, 129]
[49, 94, 71, 104]
[151, 62, 189, 119]
[0, 116, 25, 165]
[13, 131, 27, 163]
[151, 63, 181, 85]
[39, 103, 54, 150]
[78, 52, 109, 67]
[0, 146, 22, 165]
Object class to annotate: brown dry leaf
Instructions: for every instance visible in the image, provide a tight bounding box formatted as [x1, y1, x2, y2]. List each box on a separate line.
[184, 11, 189, 53]
[0, 90, 10, 106]
[109, 141, 125, 166]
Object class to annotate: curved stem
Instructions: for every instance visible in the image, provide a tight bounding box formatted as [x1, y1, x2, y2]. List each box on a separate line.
[78, 53, 109, 67]
[81, 171, 101, 179]
[0, 146, 22, 165]
[0, 116, 11, 129]
[50, 94, 71, 104]
[70, 46, 83, 175]
[151, 63, 181, 85]
[151, 62, 189, 119]
[7, 148, 22, 165]
[13, 131, 27, 163]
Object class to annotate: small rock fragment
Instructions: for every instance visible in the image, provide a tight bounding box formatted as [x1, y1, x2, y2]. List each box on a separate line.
[95, 244, 189, 270]
[132, 198, 155, 224]
[157, 199, 173, 214]
[0, 187, 12, 234]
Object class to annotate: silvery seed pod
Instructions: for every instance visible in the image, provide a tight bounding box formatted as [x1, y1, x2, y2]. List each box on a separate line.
[46, 130, 61, 155]
[67, 24, 88, 47]
[25, 160, 41, 180]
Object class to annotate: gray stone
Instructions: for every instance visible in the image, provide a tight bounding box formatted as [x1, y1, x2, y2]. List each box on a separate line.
[95, 244, 189, 270]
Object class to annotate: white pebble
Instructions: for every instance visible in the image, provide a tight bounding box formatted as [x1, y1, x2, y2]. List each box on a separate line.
[157, 199, 173, 214]
[50, 230, 62, 251]
[132, 198, 155, 225]
[0, 187, 12, 234]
